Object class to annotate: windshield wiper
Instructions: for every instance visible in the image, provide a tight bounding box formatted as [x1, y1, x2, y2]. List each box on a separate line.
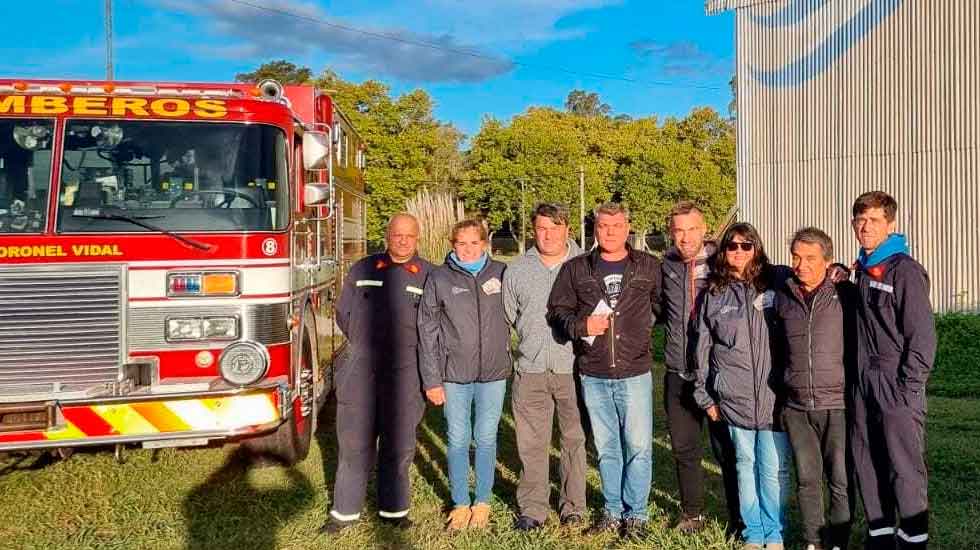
[72, 209, 213, 251]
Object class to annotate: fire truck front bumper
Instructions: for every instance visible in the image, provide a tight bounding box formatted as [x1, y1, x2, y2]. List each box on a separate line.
[0, 385, 288, 452]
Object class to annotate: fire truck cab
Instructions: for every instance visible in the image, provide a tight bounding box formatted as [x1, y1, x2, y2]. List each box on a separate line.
[0, 78, 366, 465]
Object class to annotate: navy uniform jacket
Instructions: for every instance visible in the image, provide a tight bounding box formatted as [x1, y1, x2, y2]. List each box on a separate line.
[335, 253, 433, 370]
[855, 254, 936, 394]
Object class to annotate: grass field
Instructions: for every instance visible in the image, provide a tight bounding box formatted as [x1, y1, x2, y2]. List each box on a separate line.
[0, 363, 978, 550]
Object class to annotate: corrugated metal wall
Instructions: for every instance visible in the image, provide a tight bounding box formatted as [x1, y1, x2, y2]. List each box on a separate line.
[722, 0, 979, 312]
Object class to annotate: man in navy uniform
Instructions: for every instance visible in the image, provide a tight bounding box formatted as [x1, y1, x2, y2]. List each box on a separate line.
[849, 191, 936, 550]
[321, 213, 433, 533]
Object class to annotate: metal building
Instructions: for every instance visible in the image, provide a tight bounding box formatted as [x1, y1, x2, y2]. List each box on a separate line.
[707, 0, 979, 312]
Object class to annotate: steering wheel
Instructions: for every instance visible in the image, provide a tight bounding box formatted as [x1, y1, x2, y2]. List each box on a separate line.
[169, 189, 260, 209]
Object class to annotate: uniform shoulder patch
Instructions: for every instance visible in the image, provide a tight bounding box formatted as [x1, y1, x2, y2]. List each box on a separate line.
[869, 280, 894, 294]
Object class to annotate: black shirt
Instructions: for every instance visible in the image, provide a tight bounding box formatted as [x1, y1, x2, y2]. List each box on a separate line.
[596, 256, 627, 308]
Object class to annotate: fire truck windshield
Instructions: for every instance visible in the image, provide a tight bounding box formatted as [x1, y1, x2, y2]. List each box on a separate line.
[0, 118, 54, 233]
[57, 120, 289, 233]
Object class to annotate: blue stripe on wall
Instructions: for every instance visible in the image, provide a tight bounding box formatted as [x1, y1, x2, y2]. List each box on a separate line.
[749, 0, 903, 88]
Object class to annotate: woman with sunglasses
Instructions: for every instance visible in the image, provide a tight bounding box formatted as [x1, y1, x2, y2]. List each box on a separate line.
[692, 222, 792, 550]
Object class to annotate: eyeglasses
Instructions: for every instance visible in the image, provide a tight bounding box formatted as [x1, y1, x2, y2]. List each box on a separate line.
[725, 242, 755, 252]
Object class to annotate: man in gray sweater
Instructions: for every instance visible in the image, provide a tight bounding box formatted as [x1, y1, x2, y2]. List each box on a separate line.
[503, 203, 587, 531]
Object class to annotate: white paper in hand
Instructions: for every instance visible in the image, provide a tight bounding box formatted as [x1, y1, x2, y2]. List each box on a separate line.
[583, 299, 614, 345]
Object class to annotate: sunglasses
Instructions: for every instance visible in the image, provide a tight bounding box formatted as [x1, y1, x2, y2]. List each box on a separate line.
[725, 242, 755, 252]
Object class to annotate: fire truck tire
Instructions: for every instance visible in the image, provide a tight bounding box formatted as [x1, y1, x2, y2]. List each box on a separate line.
[242, 330, 315, 466]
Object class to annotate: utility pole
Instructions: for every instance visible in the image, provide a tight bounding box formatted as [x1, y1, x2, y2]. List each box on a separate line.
[578, 166, 585, 249]
[519, 179, 526, 254]
[105, 0, 114, 80]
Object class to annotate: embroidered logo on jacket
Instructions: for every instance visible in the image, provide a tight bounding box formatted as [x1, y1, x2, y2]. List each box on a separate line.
[451, 286, 469, 295]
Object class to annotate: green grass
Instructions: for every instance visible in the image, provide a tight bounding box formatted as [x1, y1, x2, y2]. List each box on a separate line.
[0, 365, 978, 550]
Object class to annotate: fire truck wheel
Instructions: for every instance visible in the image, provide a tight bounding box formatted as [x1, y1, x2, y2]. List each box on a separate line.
[242, 331, 315, 466]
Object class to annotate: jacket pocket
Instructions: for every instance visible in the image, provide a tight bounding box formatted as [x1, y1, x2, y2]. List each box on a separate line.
[713, 319, 738, 348]
[710, 369, 730, 402]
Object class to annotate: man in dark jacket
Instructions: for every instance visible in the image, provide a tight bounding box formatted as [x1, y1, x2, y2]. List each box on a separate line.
[547, 202, 662, 538]
[774, 227, 858, 550]
[849, 192, 936, 550]
[660, 201, 740, 535]
[322, 213, 434, 534]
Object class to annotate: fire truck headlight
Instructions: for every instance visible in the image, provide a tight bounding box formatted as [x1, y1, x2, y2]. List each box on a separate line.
[219, 342, 269, 386]
[203, 317, 239, 339]
[167, 318, 204, 341]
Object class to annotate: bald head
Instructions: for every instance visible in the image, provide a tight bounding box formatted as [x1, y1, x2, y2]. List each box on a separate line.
[387, 213, 420, 263]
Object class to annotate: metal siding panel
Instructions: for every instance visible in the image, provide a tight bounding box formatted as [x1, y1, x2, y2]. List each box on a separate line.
[729, 0, 979, 312]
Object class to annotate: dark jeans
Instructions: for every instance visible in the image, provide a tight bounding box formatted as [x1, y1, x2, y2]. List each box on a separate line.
[663, 372, 741, 526]
[782, 407, 853, 548]
[512, 370, 587, 522]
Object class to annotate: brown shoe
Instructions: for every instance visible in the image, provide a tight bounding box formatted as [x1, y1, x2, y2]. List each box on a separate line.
[468, 503, 491, 529]
[445, 506, 471, 531]
[674, 513, 706, 534]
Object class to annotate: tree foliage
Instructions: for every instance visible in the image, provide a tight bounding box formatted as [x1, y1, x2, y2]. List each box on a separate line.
[565, 89, 612, 118]
[235, 60, 312, 85]
[238, 62, 463, 246]
[237, 63, 735, 250]
[462, 97, 736, 247]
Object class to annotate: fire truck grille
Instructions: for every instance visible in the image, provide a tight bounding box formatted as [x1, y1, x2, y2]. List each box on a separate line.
[0, 265, 123, 396]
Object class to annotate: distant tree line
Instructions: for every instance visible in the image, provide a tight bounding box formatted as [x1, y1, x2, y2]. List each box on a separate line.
[238, 61, 735, 249]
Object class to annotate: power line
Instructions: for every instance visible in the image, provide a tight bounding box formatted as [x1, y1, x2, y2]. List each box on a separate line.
[226, 0, 724, 92]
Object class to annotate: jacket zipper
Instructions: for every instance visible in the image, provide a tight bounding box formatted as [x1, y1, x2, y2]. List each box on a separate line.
[746, 285, 759, 427]
[682, 260, 694, 373]
[596, 259, 630, 371]
[475, 272, 483, 379]
[807, 291, 815, 410]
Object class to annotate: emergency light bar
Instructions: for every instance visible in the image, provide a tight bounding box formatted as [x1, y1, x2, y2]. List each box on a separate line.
[167, 272, 240, 297]
[0, 81, 262, 99]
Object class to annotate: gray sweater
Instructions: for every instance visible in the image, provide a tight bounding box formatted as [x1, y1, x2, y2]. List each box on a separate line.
[503, 240, 583, 374]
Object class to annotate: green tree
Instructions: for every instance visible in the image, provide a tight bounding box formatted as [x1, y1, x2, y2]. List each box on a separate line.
[235, 60, 313, 84]
[565, 90, 612, 118]
[619, 109, 736, 246]
[310, 70, 463, 245]
[461, 108, 615, 244]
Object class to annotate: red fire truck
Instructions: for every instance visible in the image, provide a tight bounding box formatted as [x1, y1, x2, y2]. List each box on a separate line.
[0, 78, 367, 465]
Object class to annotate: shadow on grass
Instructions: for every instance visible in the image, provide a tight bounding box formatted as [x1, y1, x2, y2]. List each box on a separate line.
[182, 447, 314, 550]
[416, 405, 452, 506]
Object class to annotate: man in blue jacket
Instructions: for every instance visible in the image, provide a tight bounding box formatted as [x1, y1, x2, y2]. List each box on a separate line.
[849, 191, 936, 550]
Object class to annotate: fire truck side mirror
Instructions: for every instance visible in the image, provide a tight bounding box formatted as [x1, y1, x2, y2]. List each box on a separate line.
[304, 183, 332, 207]
[302, 131, 331, 171]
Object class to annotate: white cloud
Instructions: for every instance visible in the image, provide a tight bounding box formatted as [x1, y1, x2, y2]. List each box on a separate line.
[150, 0, 515, 82]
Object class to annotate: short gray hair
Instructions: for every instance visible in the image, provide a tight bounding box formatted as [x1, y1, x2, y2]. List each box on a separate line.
[790, 227, 834, 260]
[595, 201, 630, 221]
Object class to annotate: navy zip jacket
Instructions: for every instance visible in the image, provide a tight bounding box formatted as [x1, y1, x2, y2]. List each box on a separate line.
[854, 234, 936, 394]
[417, 254, 511, 390]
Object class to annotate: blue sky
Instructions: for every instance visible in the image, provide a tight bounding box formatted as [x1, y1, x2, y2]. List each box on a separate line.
[2, 0, 735, 137]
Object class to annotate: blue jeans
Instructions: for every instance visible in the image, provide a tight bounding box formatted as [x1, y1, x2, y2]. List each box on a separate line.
[729, 425, 793, 545]
[579, 372, 653, 520]
[443, 380, 507, 507]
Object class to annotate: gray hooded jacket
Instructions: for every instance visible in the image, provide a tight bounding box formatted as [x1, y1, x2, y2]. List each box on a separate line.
[503, 240, 583, 374]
